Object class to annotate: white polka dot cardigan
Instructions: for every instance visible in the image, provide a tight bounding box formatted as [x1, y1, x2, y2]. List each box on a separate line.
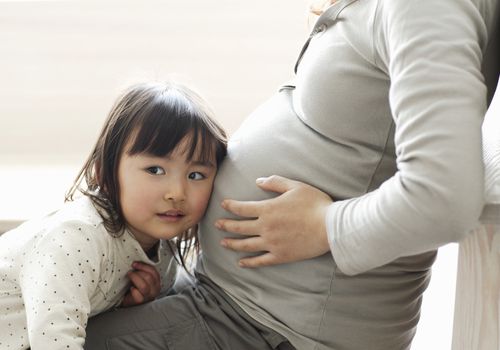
[0, 196, 177, 349]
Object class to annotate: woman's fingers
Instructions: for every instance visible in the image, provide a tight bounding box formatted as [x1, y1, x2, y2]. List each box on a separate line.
[215, 216, 259, 236]
[219, 176, 300, 219]
[238, 252, 279, 268]
[220, 236, 265, 253]
[255, 175, 299, 194]
[218, 175, 334, 267]
[220, 199, 261, 218]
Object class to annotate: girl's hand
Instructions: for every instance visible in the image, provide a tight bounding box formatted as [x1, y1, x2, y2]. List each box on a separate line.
[216, 175, 333, 268]
[121, 262, 161, 307]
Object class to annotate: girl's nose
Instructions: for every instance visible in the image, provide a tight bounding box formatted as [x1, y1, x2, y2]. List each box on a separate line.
[164, 179, 186, 202]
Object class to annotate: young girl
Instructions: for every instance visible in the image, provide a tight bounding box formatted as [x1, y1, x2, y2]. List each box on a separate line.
[0, 81, 227, 349]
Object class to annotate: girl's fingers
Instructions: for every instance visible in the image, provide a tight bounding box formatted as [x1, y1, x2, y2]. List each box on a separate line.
[131, 262, 161, 291]
[121, 287, 145, 307]
[130, 286, 145, 304]
[122, 264, 163, 307]
[127, 271, 151, 297]
[133, 262, 160, 279]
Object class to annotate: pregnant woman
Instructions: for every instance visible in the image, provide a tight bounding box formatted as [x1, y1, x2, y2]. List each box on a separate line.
[85, 0, 499, 349]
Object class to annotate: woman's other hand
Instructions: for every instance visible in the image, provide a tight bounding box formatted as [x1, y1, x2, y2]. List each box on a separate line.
[216, 175, 333, 267]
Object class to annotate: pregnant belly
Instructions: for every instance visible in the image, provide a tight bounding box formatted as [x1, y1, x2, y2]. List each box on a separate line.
[197, 88, 394, 336]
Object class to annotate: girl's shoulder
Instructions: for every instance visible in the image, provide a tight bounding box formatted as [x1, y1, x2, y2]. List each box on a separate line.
[2, 196, 102, 236]
[50, 196, 104, 226]
[39, 196, 109, 243]
[0, 196, 110, 259]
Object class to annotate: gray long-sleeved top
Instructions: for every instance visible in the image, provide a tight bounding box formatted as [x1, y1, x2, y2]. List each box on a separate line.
[197, 0, 499, 349]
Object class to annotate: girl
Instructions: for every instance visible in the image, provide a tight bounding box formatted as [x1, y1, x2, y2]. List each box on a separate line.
[0, 81, 227, 349]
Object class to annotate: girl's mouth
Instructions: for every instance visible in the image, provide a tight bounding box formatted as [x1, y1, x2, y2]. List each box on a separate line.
[157, 210, 185, 222]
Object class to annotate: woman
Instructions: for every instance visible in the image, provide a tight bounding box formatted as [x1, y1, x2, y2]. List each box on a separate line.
[85, 0, 498, 349]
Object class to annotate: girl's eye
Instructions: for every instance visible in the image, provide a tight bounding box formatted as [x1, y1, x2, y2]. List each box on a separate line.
[188, 172, 205, 180]
[146, 166, 165, 175]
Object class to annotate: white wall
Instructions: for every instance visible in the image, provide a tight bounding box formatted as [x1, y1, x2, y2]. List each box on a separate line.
[0, 0, 309, 163]
[0, 1, 457, 349]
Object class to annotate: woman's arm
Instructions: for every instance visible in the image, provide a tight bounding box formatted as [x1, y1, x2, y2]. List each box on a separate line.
[217, 0, 488, 275]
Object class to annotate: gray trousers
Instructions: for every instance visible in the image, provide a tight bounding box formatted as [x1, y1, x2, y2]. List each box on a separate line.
[84, 273, 295, 350]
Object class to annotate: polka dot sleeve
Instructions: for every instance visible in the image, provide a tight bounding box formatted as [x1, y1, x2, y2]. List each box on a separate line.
[19, 222, 103, 349]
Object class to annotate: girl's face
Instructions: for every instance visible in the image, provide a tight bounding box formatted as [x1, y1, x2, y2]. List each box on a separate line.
[117, 135, 217, 251]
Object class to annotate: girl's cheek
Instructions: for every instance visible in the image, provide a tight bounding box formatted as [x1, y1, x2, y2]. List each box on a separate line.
[198, 195, 212, 214]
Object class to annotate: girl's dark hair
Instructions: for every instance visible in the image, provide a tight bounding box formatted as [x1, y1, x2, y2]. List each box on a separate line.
[66, 81, 227, 270]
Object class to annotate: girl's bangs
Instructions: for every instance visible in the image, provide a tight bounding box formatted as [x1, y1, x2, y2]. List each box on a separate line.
[127, 103, 219, 164]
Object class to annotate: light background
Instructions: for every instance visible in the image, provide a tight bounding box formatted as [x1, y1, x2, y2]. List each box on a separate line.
[0, 1, 457, 348]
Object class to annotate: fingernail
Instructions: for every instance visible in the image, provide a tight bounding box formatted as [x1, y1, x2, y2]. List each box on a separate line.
[220, 200, 227, 209]
[215, 221, 222, 229]
[256, 177, 266, 184]
[220, 239, 227, 247]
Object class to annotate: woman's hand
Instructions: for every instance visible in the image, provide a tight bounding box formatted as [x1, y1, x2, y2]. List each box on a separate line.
[121, 262, 161, 307]
[216, 175, 333, 268]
